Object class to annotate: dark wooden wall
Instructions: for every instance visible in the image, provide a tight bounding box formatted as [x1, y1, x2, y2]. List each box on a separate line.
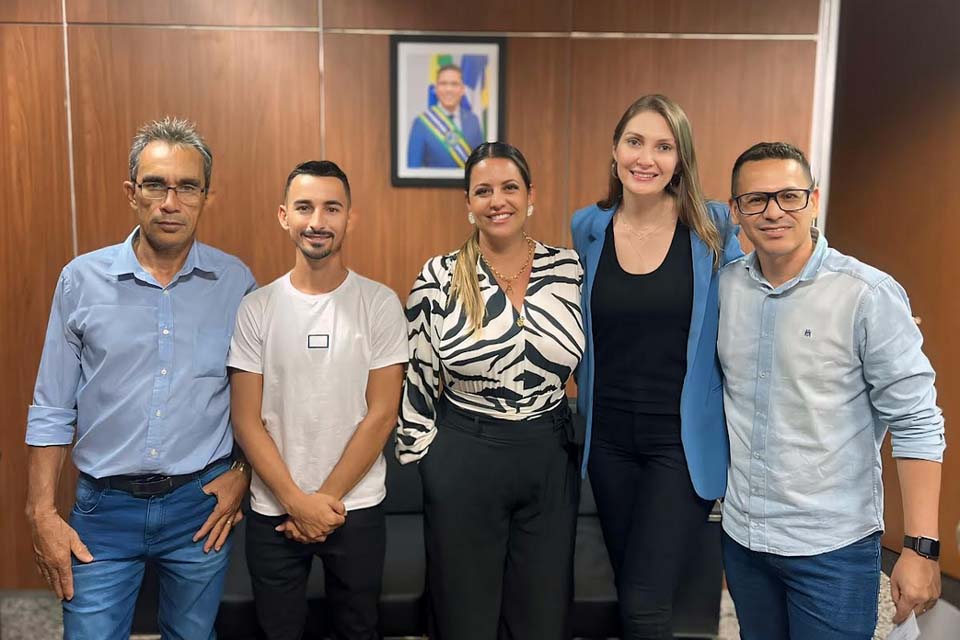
[1, 0, 821, 588]
[828, 0, 960, 579]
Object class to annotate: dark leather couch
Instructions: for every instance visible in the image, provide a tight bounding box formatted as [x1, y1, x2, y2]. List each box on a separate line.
[134, 439, 723, 639]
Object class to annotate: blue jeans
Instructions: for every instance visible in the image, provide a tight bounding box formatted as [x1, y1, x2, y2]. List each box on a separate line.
[722, 531, 881, 640]
[63, 462, 232, 639]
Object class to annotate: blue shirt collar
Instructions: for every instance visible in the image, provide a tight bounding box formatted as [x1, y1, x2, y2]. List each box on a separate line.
[743, 226, 828, 292]
[106, 227, 216, 280]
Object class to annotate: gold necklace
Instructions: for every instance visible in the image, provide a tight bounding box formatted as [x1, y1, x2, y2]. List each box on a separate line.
[480, 235, 535, 295]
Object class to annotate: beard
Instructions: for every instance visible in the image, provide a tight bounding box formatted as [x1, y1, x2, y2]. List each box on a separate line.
[298, 232, 340, 261]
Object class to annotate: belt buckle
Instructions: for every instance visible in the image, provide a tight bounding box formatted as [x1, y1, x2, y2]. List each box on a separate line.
[129, 476, 174, 498]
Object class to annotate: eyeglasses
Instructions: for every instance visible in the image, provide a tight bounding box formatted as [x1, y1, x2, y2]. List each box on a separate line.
[733, 187, 813, 215]
[136, 181, 206, 205]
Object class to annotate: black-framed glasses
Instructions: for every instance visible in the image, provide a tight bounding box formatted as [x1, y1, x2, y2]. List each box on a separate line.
[136, 181, 206, 204]
[733, 187, 813, 215]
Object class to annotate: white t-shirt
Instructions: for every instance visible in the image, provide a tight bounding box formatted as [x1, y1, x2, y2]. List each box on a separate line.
[227, 270, 408, 515]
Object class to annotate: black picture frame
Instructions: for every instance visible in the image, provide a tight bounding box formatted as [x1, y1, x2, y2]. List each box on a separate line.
[390, 35, 507, 188]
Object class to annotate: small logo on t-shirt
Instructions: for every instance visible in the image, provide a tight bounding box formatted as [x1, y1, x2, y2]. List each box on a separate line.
[803, 329, 812, 338]
[307, 334, 330, 349]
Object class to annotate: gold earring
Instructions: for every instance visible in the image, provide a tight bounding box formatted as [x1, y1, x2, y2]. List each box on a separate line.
[527, 204, 534, 217]
[467, 211, 476, 225]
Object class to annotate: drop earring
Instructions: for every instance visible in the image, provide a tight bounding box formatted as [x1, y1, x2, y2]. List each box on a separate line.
[467, 211, 476, 225]
[527, 204, 534, 217]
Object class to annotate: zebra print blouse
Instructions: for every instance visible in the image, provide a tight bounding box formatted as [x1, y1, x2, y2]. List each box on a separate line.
[397, 241, 585, 463]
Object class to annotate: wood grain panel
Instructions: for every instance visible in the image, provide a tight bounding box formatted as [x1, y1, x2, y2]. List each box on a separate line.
[323, 0, 572, 32]
[828, 0, 960, 579]
[572, 0, 820, 34]
[67, 26, 323, 286]
[0, 25, 75, 589]
[67, 0, 317, 27]
[0, 0, 61, 23]
[323, 34, 572, 301]
[501, 38, 572, 248]
[567, 38, 816, 213]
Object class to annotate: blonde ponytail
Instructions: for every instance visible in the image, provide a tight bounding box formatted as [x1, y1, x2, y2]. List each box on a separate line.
[450, 228, 485, 333]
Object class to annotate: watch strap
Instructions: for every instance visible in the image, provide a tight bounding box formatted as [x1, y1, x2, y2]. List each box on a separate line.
[904, 535, 940, 560]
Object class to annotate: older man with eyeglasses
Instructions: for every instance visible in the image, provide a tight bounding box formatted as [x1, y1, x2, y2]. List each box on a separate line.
[717, 141, 945, 639]
[25, 116, 256, 639]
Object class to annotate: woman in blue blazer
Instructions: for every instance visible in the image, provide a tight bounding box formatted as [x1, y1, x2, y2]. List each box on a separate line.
[571, 95, 741, 639]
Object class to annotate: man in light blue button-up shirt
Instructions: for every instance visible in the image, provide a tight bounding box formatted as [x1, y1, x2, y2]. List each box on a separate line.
[25, 117, 256, 639]
[718, 142, 945, 639]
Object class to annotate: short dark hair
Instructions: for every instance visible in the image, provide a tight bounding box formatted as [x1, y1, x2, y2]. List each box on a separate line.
[283, 160, 351, 205]
[436, 64, 462, 81]
[464, 142, 532, 192]
[731, 142, 814, 195]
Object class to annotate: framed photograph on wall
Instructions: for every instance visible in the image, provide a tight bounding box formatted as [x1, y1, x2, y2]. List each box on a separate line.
[391, 35, 506, 188]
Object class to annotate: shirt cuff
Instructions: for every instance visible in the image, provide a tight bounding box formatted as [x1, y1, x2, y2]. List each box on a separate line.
[26, 405, 77, 446]
[890, 428, 946, 462]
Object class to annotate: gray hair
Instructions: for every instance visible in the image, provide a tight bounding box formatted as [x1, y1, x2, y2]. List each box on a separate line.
[128, 116, 213, 188]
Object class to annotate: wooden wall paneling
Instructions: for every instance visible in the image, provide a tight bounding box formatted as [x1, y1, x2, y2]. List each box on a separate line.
[566, 38, 816, 214]
[0, 25, 75, 589]
[67, 26, 323, 286]
[322, 0, 573, 33]
[323, 33, 467, 298]
[571, 0, 820, 35]
[66, 0, 317, 27]
[0, 0, 61, 23]
[827, 0, 960, 578]
[502, 37, 572, 247]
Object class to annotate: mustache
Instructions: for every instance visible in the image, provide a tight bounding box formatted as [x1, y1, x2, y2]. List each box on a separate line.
[302, 229, 334, 238]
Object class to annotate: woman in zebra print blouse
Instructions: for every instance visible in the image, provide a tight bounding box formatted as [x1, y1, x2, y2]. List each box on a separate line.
[397, 142, 585, 639]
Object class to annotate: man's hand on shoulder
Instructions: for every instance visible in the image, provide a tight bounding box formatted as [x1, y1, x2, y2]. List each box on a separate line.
[28, 510, 93, 601]
[890, 549, 941, 624]
[193, 465, 250, 553]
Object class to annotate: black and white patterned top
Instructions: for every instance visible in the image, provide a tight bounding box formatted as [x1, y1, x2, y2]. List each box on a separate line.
[397, 241, 585, 463]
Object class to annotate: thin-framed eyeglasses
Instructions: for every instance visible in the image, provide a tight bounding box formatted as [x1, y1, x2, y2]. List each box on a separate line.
[733, 187, 814, 215]
[136, 181, 206, 205]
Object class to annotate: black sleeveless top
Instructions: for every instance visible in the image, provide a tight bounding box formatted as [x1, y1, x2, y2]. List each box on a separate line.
[591, 219, 693, 415]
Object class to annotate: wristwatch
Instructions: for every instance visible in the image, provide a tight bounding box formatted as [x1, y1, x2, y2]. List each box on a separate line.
[903, 535, 940, 560]
[230, 459, 252, 475]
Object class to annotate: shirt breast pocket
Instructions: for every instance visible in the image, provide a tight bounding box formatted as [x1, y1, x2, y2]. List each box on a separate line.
[193, 328, 230, 378]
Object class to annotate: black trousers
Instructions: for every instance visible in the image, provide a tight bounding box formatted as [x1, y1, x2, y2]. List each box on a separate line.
[588, 404, 714, 640]
[418, 399, 580, 640]
[245, 505, 386, 640]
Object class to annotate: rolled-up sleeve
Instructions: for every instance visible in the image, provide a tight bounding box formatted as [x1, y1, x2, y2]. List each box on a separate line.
[859, 277, 945, 461]
[27, 269, 81, 446]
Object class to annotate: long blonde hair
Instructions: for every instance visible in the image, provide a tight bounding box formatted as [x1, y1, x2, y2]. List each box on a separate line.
[599, 95, 723, 268]
[451, 142, 533, 332]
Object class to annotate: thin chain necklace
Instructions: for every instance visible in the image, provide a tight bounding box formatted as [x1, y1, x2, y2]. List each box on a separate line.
[480, 234, 535, 294]
[615, 211, 674, 253]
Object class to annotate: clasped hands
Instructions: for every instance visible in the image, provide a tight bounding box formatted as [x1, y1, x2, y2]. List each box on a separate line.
[278, 491, 346, 543]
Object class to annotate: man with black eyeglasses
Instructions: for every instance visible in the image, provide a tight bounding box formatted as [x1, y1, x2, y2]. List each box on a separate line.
[717, 142, 945, 639]
[25, 116, 256, 638]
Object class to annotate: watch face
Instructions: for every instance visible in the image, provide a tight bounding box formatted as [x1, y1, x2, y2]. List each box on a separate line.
[917, 537, 940, 557]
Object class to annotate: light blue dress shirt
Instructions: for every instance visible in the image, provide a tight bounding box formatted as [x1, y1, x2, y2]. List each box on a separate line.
[26, 228, 256, 478]
[718, 228, 945, 555]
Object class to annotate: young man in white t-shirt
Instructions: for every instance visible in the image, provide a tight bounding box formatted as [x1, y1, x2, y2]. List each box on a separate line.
[227, 161, 408, 639]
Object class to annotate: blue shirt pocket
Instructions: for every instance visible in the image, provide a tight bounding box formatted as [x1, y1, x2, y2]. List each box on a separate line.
[193, 328, 230, 378]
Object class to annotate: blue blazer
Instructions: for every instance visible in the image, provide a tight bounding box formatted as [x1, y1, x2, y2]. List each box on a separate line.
[407, 109, 485, 169]
[571, 201, 742, 500]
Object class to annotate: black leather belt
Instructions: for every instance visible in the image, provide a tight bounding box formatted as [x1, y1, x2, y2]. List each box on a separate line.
[81, 456, 230, 499]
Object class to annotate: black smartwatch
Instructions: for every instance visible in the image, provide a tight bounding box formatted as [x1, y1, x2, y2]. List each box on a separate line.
[903, 535, 940, 560]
